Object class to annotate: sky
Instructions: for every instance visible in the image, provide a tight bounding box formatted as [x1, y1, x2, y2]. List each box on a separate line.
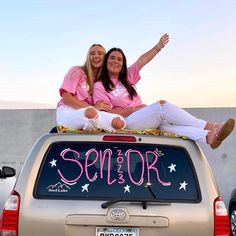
[0, 0, 236, 108]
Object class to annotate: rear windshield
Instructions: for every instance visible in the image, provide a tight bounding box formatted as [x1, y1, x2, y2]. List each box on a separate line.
[34, 142, 200, 202]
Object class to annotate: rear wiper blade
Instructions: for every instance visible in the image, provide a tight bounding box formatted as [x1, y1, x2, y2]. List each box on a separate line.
[101, 198, 171, 209]
[145, 182, 157, 198]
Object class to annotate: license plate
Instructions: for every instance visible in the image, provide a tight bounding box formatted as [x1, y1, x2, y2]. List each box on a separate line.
[96, 227, 139, 236]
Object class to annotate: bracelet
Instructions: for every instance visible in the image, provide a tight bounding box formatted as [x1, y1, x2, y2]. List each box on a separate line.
[155, 42, 164, 51]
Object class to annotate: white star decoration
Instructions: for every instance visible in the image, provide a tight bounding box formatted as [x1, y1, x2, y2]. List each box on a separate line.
[49, 159, 57, 167]
[124, 185, 130, 193]
[81, 183, 89, 192]
[168, 163, 176, 173]
[179, 181, 188, 191]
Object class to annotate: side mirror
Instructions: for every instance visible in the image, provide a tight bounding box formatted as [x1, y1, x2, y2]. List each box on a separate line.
[1, 166, 16, 178]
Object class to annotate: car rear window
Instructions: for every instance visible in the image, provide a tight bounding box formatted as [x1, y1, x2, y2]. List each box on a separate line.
[34, 141, 201, 202]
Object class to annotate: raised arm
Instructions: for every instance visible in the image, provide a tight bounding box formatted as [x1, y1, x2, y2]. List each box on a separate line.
[136, 33, 169, 70]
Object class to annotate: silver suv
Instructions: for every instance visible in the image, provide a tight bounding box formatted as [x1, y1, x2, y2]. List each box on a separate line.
[0, 132, 230, 236]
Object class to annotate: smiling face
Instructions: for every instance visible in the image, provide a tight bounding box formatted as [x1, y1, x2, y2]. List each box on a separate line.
[89, 45, 105, 69]
[107, 50, 123, 76]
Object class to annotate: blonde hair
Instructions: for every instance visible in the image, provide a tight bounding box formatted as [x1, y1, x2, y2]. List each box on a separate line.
[82, 44, 106, 94]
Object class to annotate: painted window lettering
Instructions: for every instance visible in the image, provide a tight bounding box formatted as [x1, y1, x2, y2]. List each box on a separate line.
[56, 148, 171, 186]
[35, 142, 198, 201]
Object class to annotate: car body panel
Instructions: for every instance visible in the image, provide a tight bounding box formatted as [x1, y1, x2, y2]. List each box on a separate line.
[9, 133, 220, 235]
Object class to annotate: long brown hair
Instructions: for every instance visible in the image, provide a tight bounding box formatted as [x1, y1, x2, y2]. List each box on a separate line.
[98, 47, 137, 99]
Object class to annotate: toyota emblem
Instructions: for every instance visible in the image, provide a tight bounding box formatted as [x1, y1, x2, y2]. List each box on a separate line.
[110, 209, 126, 220]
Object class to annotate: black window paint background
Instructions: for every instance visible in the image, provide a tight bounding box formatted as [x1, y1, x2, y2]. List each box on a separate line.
[34, 142, 200, 202]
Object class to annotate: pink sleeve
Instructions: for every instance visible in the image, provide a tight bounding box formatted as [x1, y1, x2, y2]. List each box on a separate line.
[59, 67, 84, 97]
[127, 62, 141, 85]
[93, 82, 113, 108]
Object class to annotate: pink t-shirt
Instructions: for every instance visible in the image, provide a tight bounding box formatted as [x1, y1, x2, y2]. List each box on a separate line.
[93, 63, 142, 108]
[57, 66, 93, 107]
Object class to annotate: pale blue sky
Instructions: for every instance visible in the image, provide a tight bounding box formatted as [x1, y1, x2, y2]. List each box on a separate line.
[1, 0, 236, 108]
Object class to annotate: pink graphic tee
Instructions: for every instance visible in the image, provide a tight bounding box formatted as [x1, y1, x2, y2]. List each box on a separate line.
[57, 66, 93, 107]
[93, 63, 143, 108]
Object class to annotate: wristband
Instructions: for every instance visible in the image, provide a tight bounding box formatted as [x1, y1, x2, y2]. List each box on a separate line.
[155, 42, 164, 51]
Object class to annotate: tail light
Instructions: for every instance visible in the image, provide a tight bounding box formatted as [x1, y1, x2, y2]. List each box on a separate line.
[103, 135, 137, 142]
[214, 196, 230, 236]
[0, 191, 20, 236]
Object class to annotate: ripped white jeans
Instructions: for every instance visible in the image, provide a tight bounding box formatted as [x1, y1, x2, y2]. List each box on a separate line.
[56, 105, 125, 133]
[125, 102, 208, 142]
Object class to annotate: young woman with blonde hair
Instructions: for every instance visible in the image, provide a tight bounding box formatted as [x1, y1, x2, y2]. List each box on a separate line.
[56, 44, 125, 132]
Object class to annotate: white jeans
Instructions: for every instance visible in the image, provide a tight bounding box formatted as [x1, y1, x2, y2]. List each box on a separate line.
[57, 105, 125, 133]
[125, 102, 208, 142]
